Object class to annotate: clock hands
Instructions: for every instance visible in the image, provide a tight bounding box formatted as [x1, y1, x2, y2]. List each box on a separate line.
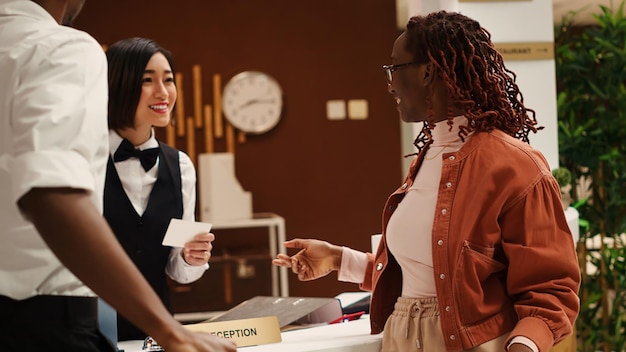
[237, 98, 276, 110]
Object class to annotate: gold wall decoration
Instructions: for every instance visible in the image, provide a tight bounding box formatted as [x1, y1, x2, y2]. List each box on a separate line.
[192, 65, 203, 128]
[186, 116, 196, 164]
[175, 73, 186, 137]
[226, 123, 235, 154]
[237, 130, 246, 144]
[495, 42, 554, 61]
[204, 104, 214, 154]
[166, 123, 175, 147]
[213, 74, 224, 138]
[161, 65, 252, 165]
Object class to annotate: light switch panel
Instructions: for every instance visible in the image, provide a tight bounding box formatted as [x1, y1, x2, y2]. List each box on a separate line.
[348, 99, 368, 120]
[326, 100, 346, 120]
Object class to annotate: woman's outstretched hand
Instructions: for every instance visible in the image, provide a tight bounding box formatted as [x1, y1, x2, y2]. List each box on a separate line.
[272, 238, 343, 281]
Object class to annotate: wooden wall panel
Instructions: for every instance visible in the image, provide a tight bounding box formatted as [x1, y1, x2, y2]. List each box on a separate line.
[75, 0, 402, 309]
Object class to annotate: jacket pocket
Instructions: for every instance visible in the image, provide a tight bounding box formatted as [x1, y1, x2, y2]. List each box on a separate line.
[454, 240, 508, 325]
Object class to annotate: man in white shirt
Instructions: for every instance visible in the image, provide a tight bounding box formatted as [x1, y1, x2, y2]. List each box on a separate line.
[0, 1, 235, 351]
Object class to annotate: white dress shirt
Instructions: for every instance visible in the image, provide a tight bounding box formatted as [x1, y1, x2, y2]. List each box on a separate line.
[108, 131, 207, 283]
[0, 0, 108, 299]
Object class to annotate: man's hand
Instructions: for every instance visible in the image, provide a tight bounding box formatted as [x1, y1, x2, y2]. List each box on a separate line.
[157, 327, 236, 352]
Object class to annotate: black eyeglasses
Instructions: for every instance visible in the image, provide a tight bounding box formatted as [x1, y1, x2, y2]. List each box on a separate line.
[382, 62, 419, 84]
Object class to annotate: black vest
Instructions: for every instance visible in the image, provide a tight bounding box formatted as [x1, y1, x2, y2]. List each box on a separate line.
[104, 142, 183, 341]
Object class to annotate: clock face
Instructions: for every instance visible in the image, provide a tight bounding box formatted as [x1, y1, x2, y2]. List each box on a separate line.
[222, 71, 283, 134]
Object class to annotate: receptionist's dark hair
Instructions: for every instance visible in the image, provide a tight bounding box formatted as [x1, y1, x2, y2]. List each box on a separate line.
[106, 37, 175, 130]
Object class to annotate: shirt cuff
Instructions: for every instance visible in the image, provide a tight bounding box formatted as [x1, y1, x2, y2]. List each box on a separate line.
[166, 248, 208, 284]
[508, 336, 539, 352]
[338, 247, 368, 283]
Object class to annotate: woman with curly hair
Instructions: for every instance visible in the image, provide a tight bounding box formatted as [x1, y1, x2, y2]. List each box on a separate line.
[273, 11, 579, 352]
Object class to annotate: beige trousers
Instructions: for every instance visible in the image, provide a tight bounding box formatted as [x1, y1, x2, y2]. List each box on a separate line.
[381, 297, 508, 352]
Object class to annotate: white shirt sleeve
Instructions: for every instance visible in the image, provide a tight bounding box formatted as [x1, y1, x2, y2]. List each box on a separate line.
[10, 33, 109, 211]
[165, 150, 208, 283]
[338, 247, 368, 283]
[1, 21, 108, 299]
[507, 336, 539, 352]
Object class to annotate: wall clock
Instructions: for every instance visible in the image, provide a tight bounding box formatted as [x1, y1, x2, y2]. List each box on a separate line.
[222, 71, 283, 134]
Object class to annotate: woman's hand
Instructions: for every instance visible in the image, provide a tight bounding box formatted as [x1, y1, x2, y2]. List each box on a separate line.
[272, 238, 343, 281]
[182, 233, 214, 266]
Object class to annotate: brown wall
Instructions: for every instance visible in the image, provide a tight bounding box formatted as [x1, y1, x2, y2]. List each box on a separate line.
[75, 1, 404, 308]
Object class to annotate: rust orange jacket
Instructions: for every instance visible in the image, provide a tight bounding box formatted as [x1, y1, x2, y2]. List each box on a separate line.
[361, 129, 580, 352]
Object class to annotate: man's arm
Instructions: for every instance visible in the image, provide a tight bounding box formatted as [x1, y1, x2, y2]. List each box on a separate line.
[18, 187, 235, 352]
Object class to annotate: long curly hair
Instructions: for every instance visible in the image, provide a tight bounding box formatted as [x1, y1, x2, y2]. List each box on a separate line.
[406, 11, 540, 150]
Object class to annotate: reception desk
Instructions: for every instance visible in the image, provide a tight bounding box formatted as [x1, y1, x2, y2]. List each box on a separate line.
[239, 316, 381, 352]
[116, 314, 576, 352]
[117, 316, 382, 352]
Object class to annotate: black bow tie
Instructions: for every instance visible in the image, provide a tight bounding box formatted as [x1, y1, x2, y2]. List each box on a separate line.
[113, 139, 160, 171]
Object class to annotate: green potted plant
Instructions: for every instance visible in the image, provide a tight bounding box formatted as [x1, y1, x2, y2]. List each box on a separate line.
[555, 1, 626, 352]
[552, 167, 573, 209]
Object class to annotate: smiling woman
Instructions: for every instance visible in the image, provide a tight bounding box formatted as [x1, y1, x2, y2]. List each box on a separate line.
[103, 37, 213, 341]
